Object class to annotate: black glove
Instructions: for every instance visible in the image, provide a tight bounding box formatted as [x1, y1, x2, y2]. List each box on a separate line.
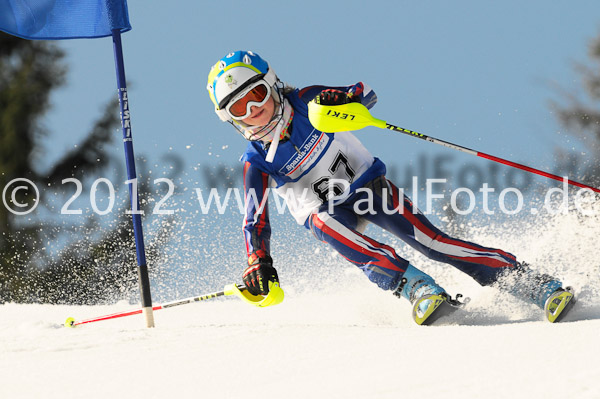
[315, 89, 360, 105]
[243, 252, 279, 296]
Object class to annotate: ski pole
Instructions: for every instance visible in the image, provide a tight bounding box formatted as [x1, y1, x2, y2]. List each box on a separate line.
[307, 101, 600, 194]
[64, 282, 284, 327]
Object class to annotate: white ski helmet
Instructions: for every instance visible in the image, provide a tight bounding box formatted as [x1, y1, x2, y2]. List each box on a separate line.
[207, 50, 278, 122]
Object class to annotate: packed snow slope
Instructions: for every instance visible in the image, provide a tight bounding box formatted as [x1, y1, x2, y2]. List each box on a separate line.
[2, 209, 600, 399]
[1, 292, 599, 399]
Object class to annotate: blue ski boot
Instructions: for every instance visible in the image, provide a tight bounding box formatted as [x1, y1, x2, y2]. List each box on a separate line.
[394, 264, 469, 325]
[500, 263, 575, 323]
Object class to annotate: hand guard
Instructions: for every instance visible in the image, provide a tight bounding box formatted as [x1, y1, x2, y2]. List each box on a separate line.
[243, 252, 279, 296]
[315, 89, 360, 106]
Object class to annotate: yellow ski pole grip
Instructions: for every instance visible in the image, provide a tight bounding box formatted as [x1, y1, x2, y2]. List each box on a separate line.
[224, 281, 284, 307]
[307, 101, 387, 132]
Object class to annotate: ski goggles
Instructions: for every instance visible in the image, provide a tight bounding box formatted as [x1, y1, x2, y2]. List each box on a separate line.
[224, 80, 272, 120]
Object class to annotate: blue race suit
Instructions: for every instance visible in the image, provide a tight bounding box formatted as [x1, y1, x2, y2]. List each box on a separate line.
[240, 83, 518, 291]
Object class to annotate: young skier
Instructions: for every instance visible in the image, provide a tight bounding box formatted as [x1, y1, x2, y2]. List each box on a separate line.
[206, 50, 574, 325]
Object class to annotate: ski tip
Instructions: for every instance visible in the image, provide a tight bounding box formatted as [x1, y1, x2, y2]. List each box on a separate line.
[64, 317, 76, 328]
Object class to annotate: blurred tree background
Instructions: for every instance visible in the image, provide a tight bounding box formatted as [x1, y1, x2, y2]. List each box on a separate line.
[551, 33, 600, 187]
[0, 32, 174, 304]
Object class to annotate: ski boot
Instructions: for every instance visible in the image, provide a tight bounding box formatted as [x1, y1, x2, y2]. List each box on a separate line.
[394, 264, 469, 326]
[500, 262, 575, 323]
[545, 287, 575, 323]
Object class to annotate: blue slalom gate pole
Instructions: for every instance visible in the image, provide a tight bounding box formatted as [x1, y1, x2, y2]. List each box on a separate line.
[111, 30, 155, 327]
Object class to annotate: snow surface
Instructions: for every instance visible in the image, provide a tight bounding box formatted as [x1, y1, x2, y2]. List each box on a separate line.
[2, 207, 600, 399]
[1, 292, 599, 399]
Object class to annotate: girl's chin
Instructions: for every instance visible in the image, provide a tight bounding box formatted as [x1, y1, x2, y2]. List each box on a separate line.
[256, 118, 271, 126]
